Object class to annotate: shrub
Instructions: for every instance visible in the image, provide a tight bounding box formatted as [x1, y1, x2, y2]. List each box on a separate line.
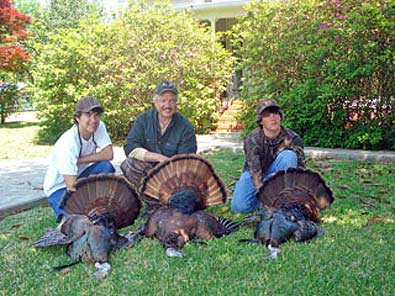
[234, 0, 395, 149]
[31, 1, 234, 143]
[0, 81, 18, 124]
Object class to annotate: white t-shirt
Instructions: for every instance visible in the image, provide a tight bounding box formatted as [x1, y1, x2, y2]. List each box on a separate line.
[43, 121, 112, 196]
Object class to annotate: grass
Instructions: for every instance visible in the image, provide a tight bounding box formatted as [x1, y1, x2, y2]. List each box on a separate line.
[0, 112, 52, 160]
[1, 147, 394, 295]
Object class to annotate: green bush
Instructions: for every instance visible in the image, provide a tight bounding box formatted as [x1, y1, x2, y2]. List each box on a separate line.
[234, 0, 395, 149]
[32, 1, 234, 143]
[0, 81, 19, 124]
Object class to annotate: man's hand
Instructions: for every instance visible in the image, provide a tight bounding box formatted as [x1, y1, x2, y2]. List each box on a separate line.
[77, 145, 114, 164]
[143, 151, 170, 163]
[63, 175, 77, 192]
[252, 174, 263, 193]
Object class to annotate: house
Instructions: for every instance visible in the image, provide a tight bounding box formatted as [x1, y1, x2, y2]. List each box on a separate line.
[103, 0, 250, 35]
[152, 0, 249, 36]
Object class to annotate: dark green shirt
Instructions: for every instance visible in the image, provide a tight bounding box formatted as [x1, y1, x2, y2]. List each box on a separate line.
[123, 109, 197, 157]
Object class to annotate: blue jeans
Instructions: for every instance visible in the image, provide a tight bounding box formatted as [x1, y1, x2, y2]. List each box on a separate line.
[48, 160, 115, 219]
[231, 150, 298, 213]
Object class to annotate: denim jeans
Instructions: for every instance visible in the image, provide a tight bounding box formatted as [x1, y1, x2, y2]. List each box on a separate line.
[48, 160, 115, 218]
[231, 150, 298, 213]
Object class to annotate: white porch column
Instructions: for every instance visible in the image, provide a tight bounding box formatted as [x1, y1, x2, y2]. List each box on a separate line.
[209, 17, 216, 39]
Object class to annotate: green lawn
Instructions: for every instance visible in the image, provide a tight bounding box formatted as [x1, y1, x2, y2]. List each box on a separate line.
[1, 149, 394, 295]
[0, 113, 52, 160]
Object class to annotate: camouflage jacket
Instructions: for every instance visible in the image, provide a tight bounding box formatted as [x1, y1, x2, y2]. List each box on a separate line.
[243, 126, 305, 190]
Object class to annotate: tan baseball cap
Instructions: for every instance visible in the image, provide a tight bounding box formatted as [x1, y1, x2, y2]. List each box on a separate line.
[75, 96, 104, 113]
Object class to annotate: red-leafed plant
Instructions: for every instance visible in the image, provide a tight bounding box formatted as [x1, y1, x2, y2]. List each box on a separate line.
[0, 0, 31, 72]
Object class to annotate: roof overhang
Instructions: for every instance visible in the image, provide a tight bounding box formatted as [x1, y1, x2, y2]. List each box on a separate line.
[174, 0, 250, 19]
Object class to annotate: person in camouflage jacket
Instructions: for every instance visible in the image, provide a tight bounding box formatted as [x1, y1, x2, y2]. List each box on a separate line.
[231, 98, 305, 213]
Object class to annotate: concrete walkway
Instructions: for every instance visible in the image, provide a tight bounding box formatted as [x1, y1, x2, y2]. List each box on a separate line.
[1, 133, 395, 220]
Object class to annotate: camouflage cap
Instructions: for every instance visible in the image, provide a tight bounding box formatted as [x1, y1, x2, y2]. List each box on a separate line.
[154, 80, 178, 96]
[256, 98, 281, 115]
[75, 96, 104, 113]
[255, 98, 283, 125]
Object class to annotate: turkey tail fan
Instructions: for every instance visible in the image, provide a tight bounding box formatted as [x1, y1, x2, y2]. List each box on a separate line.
[259, 170, 287, 206]
[59, 174, 142, 229]
[286, 167, 334, 209]
[273, 188, 322, 222]
[258, 168, 334, 209]
[140, 154, 227, 209]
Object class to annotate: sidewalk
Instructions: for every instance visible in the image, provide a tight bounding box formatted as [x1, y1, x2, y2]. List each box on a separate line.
[1, 133, 395, 220]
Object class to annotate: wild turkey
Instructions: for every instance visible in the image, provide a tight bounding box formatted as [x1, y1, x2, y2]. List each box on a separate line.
[33, 174, 142, 278]
[241, 167, 334, 259]
[139, 154, 239, 257]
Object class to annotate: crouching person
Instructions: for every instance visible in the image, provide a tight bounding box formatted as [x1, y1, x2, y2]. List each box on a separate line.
[43, 96, 115, 222]
[231, 98, 305, 213]
[121, 80, 197, 188]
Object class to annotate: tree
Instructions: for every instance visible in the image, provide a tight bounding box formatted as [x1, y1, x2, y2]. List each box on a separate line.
[0, 0, 31, 72]
[0, 82, 18, 123]
[0, 0, 31, 123]
[40, 0, 103, 32]
[13, 0, 41, 17]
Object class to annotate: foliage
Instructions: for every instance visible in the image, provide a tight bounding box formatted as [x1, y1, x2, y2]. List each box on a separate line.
[31, 1, 234, 143]
[234, 0, 395, 150]
[1, 150, 395, 295]
[23, 0, 105, 143]
[0, 82, 18, 123]
[38, 0, 103, 33]
[0, 0, 31, 72]
[0, 0, 31, 123]
[13, 0, 41, 17]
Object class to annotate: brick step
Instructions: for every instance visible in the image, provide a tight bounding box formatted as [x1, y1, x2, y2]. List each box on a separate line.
[228, 99, 245, 105]
[221, 109, 243, 116]
[216, 122, 244, 129]
[217, 114, 241, 121]
[215, 99, 245, 132]
[226, 103, 244, 109]
[217, 118, 242, 123]
[217, 119, 241, 125]
[228, 104, 244, 109]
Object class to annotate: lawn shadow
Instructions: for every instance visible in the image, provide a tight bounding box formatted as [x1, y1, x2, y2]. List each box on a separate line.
[0, 121, 40, 129]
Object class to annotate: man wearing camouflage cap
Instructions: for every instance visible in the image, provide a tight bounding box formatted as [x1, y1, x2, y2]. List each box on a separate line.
[121, 80, 197, 188]
[43, 96, 115, 222]
[231, 98, 305, 213]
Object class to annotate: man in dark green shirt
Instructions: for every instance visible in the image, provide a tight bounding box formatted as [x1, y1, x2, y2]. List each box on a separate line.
[121, 81, 197, 188]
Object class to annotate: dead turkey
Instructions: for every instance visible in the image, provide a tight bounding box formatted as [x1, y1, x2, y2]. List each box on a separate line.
[241, 167, 334, 259]
[138, 154, 239, 257]
[33, 174, 142, 278]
